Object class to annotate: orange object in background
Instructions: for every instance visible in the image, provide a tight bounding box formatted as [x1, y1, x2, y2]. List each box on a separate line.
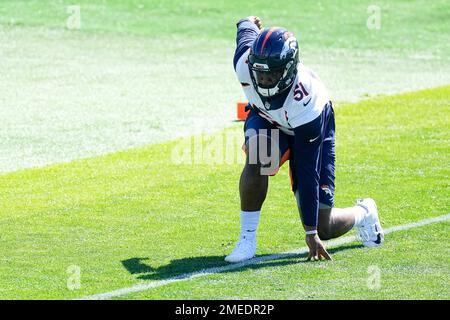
[236, 102, 250, 121]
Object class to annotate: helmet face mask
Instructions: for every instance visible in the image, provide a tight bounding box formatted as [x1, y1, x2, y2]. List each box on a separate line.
[248, 28, 299, 99]
[251, 67, 284, 89]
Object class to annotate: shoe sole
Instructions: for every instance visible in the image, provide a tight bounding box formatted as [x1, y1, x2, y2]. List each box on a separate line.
[224, 255, 255, 263]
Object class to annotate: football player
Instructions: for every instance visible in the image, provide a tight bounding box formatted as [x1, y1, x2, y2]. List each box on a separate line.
[225, 16, 384, 263]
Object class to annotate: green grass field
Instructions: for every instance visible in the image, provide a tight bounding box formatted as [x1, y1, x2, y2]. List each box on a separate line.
[0, 0, 449, 300]
[1, 87, 449, 299]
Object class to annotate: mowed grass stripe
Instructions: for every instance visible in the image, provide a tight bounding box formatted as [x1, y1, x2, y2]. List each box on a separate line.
[2, 0, 450, 173]
[0, 86, 448, 299]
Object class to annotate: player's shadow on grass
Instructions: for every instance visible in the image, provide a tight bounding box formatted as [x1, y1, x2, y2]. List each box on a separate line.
[122, 257, 156, 274]
[121, 244, 362, 281]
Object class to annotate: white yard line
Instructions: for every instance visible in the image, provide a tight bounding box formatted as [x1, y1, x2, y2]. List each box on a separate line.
[78, 213, 450, 300]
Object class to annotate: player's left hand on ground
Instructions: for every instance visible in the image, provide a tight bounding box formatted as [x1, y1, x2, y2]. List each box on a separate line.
[305, 234, 332, 261]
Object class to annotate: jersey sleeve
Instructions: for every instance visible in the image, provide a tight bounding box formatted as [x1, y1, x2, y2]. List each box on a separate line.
[292, 112, 324, 228]
[233, 18, 260, 71]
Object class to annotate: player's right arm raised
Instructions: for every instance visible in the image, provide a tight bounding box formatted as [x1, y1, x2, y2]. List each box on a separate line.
[233, 16, 263, 70]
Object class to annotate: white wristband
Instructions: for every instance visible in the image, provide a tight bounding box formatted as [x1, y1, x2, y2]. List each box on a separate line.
[305, 230, 318, 235]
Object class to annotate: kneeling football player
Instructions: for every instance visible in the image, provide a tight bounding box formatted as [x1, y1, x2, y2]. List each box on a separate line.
[226, 16, 384, 263]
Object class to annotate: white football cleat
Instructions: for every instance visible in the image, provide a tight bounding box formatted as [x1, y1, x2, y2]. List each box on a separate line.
[356, 198, 384, 247]
[225, 233, 257, 263]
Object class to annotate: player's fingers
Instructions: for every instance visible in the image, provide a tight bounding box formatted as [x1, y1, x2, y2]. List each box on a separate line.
[319, 247, 333, 261]
[254, 17, 262, 28]
[307, 250, 315, 261]
[312, 248, 319, 261]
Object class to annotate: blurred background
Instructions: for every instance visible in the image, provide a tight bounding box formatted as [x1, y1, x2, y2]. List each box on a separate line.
[1, 0, 449, 173]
